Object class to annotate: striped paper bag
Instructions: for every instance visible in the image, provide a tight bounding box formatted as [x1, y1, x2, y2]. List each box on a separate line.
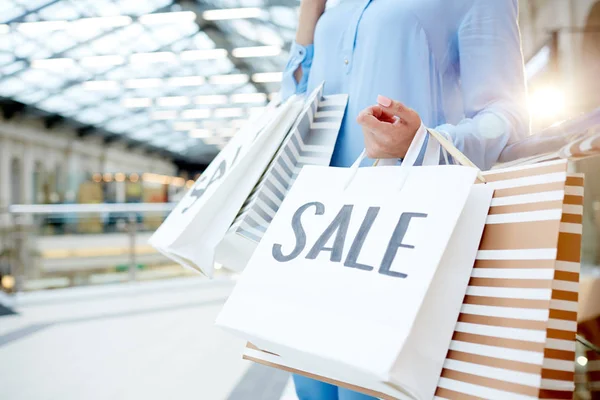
[215, 87, 348, 272]
[242, 159, 584, 400]
[435, 162, 583, 400]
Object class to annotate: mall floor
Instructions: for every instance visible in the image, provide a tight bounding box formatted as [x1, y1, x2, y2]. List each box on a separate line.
[0, 277, 299, 400]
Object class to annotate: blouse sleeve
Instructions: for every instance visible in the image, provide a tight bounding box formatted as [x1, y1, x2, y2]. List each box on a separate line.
[433, 0, 530, 170]
[280, 41, 315, 100]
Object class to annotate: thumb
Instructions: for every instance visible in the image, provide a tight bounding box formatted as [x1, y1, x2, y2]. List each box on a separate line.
[377, 95, 412, 120]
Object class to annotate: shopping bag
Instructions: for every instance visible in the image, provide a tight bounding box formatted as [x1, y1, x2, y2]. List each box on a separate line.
[436, 165, 583, 400]
[149, 95, 304, 276]
[243, 160, 584, 400]
[215, 86, 348, 272]
[216, 126, 494, 400]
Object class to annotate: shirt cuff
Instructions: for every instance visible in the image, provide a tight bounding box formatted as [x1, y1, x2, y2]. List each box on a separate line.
[280, 42, 314, 100]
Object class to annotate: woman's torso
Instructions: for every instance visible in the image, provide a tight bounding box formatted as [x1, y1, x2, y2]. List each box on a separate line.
[307, 0, 474, 167]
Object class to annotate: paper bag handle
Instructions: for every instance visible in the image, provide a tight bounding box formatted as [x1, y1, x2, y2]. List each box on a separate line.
[426, 128, 486, 183]
[345, 125, 432, 189]
[349, 123, 432, 170]
[344, 126, 485, 189]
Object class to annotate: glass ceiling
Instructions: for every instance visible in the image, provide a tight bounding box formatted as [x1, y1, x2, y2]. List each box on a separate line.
[0, 0, 299, 164]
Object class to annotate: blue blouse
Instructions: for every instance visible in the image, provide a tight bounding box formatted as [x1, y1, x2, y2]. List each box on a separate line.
[281, 0, 530, 170]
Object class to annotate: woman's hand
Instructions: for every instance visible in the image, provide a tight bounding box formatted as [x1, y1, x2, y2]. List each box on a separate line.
[356, 95, 422, 159]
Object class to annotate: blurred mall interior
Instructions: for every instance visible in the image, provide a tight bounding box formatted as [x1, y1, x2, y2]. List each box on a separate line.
[1, 0, 600, 399]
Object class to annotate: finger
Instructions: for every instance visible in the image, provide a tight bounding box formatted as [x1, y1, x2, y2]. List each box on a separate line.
[356, 107, 375, 124]
[358, 106, 395, 124]
[370, 105, 397, 124]
[377, 95, 415, 121]
[356, 113, 395, 136]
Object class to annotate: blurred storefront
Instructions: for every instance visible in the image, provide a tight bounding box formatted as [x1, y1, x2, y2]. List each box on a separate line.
[0, 121, 176, 209]
[520, 0, 600, 267]
[520, 3, 600, 397]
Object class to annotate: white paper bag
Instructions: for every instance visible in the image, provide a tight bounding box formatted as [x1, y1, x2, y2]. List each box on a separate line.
[216, 128, 493, 399]
[215, 84, 348, 272]
[149, 96, 304, 276]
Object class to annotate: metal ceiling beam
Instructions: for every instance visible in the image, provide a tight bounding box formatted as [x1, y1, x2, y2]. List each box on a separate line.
[5, 0, 62, 24]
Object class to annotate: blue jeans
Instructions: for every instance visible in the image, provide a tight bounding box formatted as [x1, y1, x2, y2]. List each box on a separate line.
[293, 375, 377, 400]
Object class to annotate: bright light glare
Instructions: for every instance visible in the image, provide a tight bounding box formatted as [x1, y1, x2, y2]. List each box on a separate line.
[81, 55, 125, 67]
[82, 80, 120, 91]
[209, 74, 249, 85]
[174, 122, 197, 131]
[152, 111, 178, 120]
[18, 20, 68, 32]
[157, 96, 190, 107]
[189, 129, 213, 138]
[130, 52, 177, 64]
[181, 49, 228, 60]
[203, 8, 263, 21]
[231, 93, 267, 104]
[577, 356, 588, 366]
[525, 45, 550, 81]
[195, 95, 228, 105]
[75, 16, 132, 28]
[31, 58, 75, 69]
[214, 108, 245, 118]
[1, 275, 15, 290]
[168, 76, 206, 87]
[252, 72, 283, 83]
[232, 46, 281, 58]
[0, 24, 9, 34]
[122, 98, 152, 108]
[230, 119, 248, 128]
[181, 109, 211, 119]
[139, 11, 196, 24]
[125, 78, 162, 89]
[528, 86, 566, 120]
[16, 16, 132, 33]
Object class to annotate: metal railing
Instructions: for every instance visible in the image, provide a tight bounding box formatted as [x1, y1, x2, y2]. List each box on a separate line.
[7, 203, 176, 214]
[0, 203, 201, 293]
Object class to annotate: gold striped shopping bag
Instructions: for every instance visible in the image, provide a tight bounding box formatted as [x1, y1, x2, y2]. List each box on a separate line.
[435, 161, 583, 400]
[242, 159, 584, 400]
